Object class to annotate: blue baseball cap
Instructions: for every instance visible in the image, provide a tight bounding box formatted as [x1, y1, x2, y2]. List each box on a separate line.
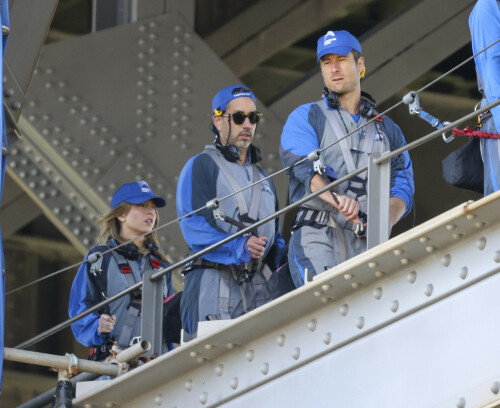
[111, 181, 166, 209]
[211, 85, 256, 114]
[317, 30, 362, 61]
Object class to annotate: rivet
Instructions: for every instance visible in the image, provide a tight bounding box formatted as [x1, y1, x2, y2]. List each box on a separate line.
[230, 377, 238, 390]
[368, 262, 377, 268]
[344, 273, 352, 280]
[458, 266, 468, 280]
[400, 258, 410, 265]
[154, 394, 162, 406]
[426, 246, 435, 253]
[452, 233, 463, 240]
[292, 348, 300, 360]
[197, 357, 205, 363]
[351, 282, 360, 289]
[373, 287, 383, 300]
[323, 332, 331, 345]
[215, 364, 224, 376]
[374, 270, 384, 278]
[260, 363, 269, 375]
[321, 284, 331, 291]
[390, 300, 399, 313]
[11, 101, 21, 110]
[4, 88, 13, 97]
[339, 304, 349, 316]
[490, 381, 500, 395]
[441, 254, 451, 267]
[276, 334, 286, 347]
[476, 237, 486, 250]
[308, 319, 317, 332]
[393, 249, 403, 256]
[356, 317, 365, 329]
[199, 392, 208, 405]
[406, 271, 417, 284]
[184, 379, 193, 391]
[494, 251, 500, 263]
[456, 397, 466, 408]
[227, 343, 236, 349]
[321, 296, 331, 303]
[189, 351, 198, 358]
[204, 344, 213, 350]
[419, 237, 430, 243]
[424, 284, 433, 297]
[246, 350, 254, 362]
[475, 221, 486, 228]
[466, 214, 476, 221]
[446, 224, 456, 231]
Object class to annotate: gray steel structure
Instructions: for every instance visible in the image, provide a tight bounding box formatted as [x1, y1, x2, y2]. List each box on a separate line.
[73, 191, 500, 407]
[3, 0, 476, 258]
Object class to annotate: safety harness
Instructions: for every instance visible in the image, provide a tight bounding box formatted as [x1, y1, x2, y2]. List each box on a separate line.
[291, 102, 389, 262]
[185, 148, 270, 315]
[88, 244, 164, 357]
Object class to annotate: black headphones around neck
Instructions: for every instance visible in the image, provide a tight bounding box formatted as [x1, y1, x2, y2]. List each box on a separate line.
[110, 239, 160, 261]
[323, 87, 377, 118]
[215, 140, 262, 164]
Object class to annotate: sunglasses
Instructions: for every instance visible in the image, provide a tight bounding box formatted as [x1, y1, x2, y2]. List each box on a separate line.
[223, 111, 262, 125]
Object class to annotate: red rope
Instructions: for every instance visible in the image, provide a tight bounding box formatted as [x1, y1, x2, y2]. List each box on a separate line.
[452, 126, 500, 139]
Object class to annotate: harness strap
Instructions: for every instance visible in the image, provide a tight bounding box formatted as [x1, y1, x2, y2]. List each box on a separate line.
[317, 102, 357, 175]
[87, 252, 110, 314]
[218, 270, 232, 319]
[248, 165, 262, 221]
[109, 249, 163, 348]
[205, 149, 263, 222]
[328, 215, 347, 262]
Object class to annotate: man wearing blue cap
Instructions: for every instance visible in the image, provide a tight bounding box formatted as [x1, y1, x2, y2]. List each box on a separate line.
[280, 30, 415, 288]
[176, 85, 286, 341]
[69, 181, 175, 357]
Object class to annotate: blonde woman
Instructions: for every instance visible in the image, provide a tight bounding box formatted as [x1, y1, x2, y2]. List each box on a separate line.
[69, 181, 174, 359]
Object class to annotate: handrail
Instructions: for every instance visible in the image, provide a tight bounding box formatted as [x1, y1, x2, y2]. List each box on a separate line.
[15, 95, 498, 350]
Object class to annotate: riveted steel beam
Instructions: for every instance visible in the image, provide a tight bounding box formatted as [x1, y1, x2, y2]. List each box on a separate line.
[14, 11, 285, 261]
[3, 0, 58, 131]
[73, 192, 500, 407]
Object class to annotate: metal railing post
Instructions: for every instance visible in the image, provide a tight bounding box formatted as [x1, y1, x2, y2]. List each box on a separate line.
[141, 269, 163, 357]
[367, 152, 391, 249]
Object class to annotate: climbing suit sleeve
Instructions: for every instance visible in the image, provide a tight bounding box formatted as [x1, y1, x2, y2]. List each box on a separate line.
[68, 254, 106, 347]
[176, 154, 251, 265]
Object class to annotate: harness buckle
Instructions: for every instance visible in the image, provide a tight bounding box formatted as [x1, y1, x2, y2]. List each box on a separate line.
[308, 149, 325, 174]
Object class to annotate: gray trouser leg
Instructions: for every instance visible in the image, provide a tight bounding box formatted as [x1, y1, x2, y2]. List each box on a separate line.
[288, 225, 367, 288]
[288, 225, 341, 288]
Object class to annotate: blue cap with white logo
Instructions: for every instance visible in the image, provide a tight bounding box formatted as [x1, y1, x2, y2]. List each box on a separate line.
[317, 30, 362, 61]
[111, 181, 166, 209]
[212, 85, 256, 114]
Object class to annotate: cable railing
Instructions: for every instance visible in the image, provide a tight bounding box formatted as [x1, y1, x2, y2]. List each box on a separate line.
[13, 97, 500, 352]
[8, 35, 500, 352]
[8, 37, 500, 297]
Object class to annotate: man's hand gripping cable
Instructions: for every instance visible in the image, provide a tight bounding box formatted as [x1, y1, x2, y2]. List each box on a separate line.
[308, 149, 367, 238]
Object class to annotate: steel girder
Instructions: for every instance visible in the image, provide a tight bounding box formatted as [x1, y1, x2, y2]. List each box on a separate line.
[270, 0, 476, 120]
[3, 0, 58, 135]
[73, 192, 500, 407]
[7, 11, 286, 257]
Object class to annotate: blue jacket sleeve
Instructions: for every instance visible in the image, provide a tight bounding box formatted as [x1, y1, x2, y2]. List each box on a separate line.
[470, 0, 500, 130]
[68, 253, 106, 347]
[176, 153, 250, 265]
[381, 117, 415, 217]
[280, 104, 319, 193]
